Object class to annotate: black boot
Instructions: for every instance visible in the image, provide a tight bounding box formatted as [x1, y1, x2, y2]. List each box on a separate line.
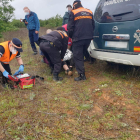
[2, 84, 14, 89]
[32, 49, 38, 55]
[53, 73, 63, 81]
[74, 73, 86, 81]
[33, 51, 38, 55]
[1, 76, 14, 89]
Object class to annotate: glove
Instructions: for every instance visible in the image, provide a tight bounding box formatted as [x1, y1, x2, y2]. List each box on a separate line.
[13, 65, 24, 76]
[3, 70, 9, 78]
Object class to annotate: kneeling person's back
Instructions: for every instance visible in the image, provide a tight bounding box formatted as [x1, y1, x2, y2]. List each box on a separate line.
[39, 29, 68, 59]
[39, 28, 69, 81]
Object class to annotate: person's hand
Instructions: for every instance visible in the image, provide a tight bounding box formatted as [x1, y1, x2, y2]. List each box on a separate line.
[20, 19, 23, 22]
[25, 21, 28, 24]
[61, 59, 63, 61]
[3, 70, 9, 78]
[13, 65, 24, 76]
[35, 31, 39, 34]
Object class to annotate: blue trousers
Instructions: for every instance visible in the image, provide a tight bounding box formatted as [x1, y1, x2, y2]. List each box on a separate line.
[29, 29, 39, 52]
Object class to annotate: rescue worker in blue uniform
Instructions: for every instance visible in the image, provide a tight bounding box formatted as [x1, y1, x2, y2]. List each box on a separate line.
[68, 0, 95, 81]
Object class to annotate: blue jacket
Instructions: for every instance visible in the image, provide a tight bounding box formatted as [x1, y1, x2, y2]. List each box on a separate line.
[25, 11, 40, 31]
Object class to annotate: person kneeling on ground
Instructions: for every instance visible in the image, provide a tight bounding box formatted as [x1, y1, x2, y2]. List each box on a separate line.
[39, 29, 73, 76]
[0, 38, 24, 88]
[41, 45, 74, 76]
[38, 27, 68, 81]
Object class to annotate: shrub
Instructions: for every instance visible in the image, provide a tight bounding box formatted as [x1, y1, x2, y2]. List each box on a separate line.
[11, 14, 63, 29]
[0, 0, 16, 37]
[45, 14, 63, 28]
[0, 20, 18, 37]
[0, 14, 63, 38]
[11, 19, 25, 28]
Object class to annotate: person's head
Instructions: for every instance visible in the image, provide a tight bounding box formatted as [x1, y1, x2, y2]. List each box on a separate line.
[73, 0, 82, 10]
[56, 27, 65, 31]
[66, 5, 72, 13]
[46, 29, 52, 34]
[23, 7, 30, 15]
[9, 38, 23, 54]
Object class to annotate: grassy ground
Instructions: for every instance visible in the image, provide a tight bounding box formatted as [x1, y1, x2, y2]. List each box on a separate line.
[0, 28, 140, 140]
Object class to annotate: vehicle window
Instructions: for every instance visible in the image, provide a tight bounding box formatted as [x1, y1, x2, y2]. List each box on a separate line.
[94, 0, 140, 23]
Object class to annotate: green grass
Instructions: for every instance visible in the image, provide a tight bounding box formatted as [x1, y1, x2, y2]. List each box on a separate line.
[0, 28, 140, 139]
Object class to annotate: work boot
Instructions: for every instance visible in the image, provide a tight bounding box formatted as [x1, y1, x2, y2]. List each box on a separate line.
[32, 49, 38, 55]
[53, 73, 63, 81]
[33, 51, 38, 55]
[2, 83, 14, 89]
[74, 73, 86, 81]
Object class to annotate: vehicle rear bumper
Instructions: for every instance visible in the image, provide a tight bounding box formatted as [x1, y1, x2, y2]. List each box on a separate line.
[88, 41, 140, 66]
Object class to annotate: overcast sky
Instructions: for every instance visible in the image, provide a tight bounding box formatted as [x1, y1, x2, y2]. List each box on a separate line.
[11, 0, 99, 20]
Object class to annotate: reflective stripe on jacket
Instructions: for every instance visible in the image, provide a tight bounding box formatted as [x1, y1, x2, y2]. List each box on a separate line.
[68, 7, 95, 42]
[39, 31, 68, 59]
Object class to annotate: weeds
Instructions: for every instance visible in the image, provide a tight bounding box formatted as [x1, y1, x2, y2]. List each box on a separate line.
[0, 28, 139, 139]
